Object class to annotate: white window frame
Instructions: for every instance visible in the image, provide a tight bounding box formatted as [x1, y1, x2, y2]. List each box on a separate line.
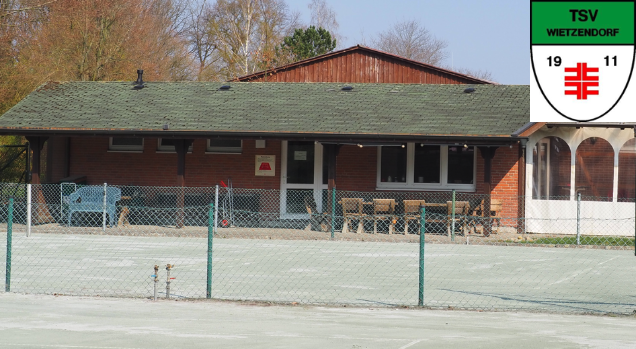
[376, 143, 477, 191]
[206, 139, 243, 154]
[156, 138, 193, 153]
[108, 137, 144, 152]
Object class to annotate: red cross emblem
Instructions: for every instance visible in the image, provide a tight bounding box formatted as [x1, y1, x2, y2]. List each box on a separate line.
[564, 63, 599, 100]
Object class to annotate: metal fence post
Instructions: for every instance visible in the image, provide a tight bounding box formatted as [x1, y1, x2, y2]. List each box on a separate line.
[207, 202, 214, 299]
[576, 192, 581, 245]
[153, 265, 158, 301]
[419, 205, 426, 307]
[6, 197, 13, 292]
[451, 190, 456, 242]
[331, 188, 336, 239]
[102, 183, 107, 232]
[26, 184, 31, 237]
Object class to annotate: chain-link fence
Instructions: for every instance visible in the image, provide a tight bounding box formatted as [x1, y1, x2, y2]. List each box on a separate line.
[1, 183, 635, 314]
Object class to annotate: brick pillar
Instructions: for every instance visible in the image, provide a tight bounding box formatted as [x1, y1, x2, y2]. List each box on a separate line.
[479, 146, 498, 237]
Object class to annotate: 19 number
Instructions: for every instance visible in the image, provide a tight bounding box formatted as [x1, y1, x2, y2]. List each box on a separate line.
[547, 56, 561, 67]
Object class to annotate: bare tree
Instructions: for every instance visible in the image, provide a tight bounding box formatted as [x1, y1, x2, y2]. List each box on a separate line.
[185, 0, 220, 80]
[453, 67, 496, 82]
[0, 0, 56, 22]
[372, 19, 448, 66]
[205, 0, 298, 80]
[0, 0, 52, 114]
[308, 0, 342, 48]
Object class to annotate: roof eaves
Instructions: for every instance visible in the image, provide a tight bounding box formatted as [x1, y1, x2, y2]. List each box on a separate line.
[512, 122, 544, 137]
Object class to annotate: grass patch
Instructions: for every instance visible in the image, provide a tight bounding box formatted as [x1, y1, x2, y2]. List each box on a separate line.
[513, 236, 635, 246]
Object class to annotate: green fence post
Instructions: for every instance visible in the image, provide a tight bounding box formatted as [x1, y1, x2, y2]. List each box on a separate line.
[451, 190, 456, 242]
[418, 205, 425, 307]
[5, 197, 13, 292]
[207, 202, 214, 299]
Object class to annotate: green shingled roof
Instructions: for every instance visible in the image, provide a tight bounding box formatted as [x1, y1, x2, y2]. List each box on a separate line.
[0, 82, 529, 138]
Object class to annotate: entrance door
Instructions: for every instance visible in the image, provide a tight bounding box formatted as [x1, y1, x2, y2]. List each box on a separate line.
[280, 141, 327, 218]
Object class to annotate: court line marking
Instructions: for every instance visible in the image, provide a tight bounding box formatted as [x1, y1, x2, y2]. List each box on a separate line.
[398, 339, 424, 349]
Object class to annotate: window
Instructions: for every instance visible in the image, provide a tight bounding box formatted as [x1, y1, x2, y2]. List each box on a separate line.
[576, 137, 614, 201]
[157, 139, 193, 152]
[532, 137, 571, 200]
[206, 139, 242, 154]
[109, 137, 143, 151]
[414, 145, 440, 183]
[618, 138, 636, 201]
[377, 143, 476, 190]
[380, 146, 407, 183]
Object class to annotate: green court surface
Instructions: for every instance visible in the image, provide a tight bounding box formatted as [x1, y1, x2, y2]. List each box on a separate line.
[1, 293, 636, 349]
[1, 232, 635, 314]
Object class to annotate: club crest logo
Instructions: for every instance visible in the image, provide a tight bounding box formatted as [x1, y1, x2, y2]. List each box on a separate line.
[531, 1, 635, 122]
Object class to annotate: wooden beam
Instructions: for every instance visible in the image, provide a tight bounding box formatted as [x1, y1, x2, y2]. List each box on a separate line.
[25, 136, 47, 184]
[24, 136, 54, 224]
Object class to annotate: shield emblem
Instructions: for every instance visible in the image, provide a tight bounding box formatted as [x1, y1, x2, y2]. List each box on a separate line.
[531, 1, 635, 122]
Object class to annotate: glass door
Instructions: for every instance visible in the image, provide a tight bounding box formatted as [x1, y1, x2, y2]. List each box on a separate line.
[280, 141, 326, 218]
[534, 139, 550, 199]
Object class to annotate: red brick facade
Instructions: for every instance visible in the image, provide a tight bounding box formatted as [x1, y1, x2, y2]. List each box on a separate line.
[61, 137, 282, 189]
[48, 137, 522, 220]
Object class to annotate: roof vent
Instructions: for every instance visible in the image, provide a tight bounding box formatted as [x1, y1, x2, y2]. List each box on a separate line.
[464, 87, 476, 93]
[219, 85, 231, 90]
[163, 123, 169, 130]
[341, 86, 354, 91]
[133, 69, 145, 90]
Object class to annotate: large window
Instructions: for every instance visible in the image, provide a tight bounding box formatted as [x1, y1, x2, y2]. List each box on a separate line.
[380, 146, 407, 183]
[575, 137, 614, 201]
[378, 143, 476, 190]
[109, 137, 143, 151]
[206, 139, 242, 154]
[157, 139, 193, 152]
[532, 137, 571, 200]
[618, 138, 636, 201]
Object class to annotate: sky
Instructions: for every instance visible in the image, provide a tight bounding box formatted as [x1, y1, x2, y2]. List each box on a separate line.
[286, 0, 530, 85]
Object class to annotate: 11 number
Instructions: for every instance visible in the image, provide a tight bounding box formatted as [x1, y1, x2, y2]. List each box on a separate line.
[605, 55, 617, 66]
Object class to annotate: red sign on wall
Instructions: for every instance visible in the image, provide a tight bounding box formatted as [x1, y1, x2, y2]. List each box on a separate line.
[255, 155, 275, 176]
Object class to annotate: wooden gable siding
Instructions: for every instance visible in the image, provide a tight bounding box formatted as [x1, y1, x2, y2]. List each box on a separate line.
[242, 51, 477, 84]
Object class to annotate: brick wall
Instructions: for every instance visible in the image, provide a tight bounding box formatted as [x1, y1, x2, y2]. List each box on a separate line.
[48, 137, 68, 183]
[475, 145, 521, 222]
[68, 137, 281, 189]
[57, 138, 522, 218]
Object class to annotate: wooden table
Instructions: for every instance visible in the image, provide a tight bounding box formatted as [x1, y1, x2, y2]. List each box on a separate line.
[423, 203, 446, 208]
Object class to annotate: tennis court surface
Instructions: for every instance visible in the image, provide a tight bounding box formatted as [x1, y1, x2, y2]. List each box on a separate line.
[2, 232, 635, 314]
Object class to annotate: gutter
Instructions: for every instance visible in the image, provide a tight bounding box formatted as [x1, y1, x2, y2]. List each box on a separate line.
[546, 123, 636, 129]
[0, 128, 524, 145]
